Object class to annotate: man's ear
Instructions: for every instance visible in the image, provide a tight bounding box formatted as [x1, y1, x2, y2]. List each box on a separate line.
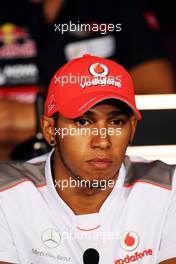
[129, 115, 138, 143]
[40, 115, 56, 146]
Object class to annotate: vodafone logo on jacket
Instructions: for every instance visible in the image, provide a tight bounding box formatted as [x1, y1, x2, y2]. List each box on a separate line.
[114, 249, 153, 264]
[114, 231, 153, 264]
[120, 231, 139, 251]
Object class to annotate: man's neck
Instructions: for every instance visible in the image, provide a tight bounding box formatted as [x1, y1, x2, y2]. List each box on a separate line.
[55, 183, 114, 215]
[51, 150, 117, 215]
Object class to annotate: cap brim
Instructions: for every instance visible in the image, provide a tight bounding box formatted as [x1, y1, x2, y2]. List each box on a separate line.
[59, 91, 142, 120]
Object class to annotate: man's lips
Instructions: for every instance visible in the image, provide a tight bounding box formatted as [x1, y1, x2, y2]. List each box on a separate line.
[86, 158, 112, 169]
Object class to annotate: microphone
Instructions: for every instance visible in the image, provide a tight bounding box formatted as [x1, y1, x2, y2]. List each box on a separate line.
[83, 248, 100, 264]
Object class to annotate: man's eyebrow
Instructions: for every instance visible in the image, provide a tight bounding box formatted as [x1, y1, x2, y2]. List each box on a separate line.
[106, 110, 127, 117]
[80, 110, 126, 117]
[81, 110, 96, 117]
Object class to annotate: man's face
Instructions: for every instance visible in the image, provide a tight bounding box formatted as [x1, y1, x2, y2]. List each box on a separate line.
[52, 101, 137, 182]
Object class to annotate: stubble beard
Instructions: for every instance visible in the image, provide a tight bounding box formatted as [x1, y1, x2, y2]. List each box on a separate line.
[54, 138, 119, 189]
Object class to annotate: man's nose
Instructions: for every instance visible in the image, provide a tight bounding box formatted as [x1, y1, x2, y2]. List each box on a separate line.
[90, 126, 111, 150]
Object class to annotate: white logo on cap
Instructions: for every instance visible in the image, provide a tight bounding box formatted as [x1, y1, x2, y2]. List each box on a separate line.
[47, 94, 56, 113]
[89, 63, 109, 77]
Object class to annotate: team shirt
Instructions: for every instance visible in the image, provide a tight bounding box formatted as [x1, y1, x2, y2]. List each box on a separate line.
[0, 150, 176, 264]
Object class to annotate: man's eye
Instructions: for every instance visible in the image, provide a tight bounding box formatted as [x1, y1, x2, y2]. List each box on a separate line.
[75, 118, 90, 126]
[111, 119, 125, 125]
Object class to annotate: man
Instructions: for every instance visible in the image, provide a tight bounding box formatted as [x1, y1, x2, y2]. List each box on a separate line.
[1, 0, 175, 161]
[0, 54, 176, 264]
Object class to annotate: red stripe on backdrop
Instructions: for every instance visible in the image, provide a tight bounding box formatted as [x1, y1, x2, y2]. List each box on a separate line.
[0, 86, 40, 96]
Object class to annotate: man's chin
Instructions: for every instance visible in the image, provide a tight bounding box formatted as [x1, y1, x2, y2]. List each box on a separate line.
[77, 172, 118, 184]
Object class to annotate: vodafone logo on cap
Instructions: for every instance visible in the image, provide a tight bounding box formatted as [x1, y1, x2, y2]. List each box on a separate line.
[89, 63, 109, 77]
[120, 231, 139, 251]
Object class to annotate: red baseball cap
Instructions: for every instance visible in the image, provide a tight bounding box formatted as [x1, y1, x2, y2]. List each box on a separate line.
[44, 54, 141, 119]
